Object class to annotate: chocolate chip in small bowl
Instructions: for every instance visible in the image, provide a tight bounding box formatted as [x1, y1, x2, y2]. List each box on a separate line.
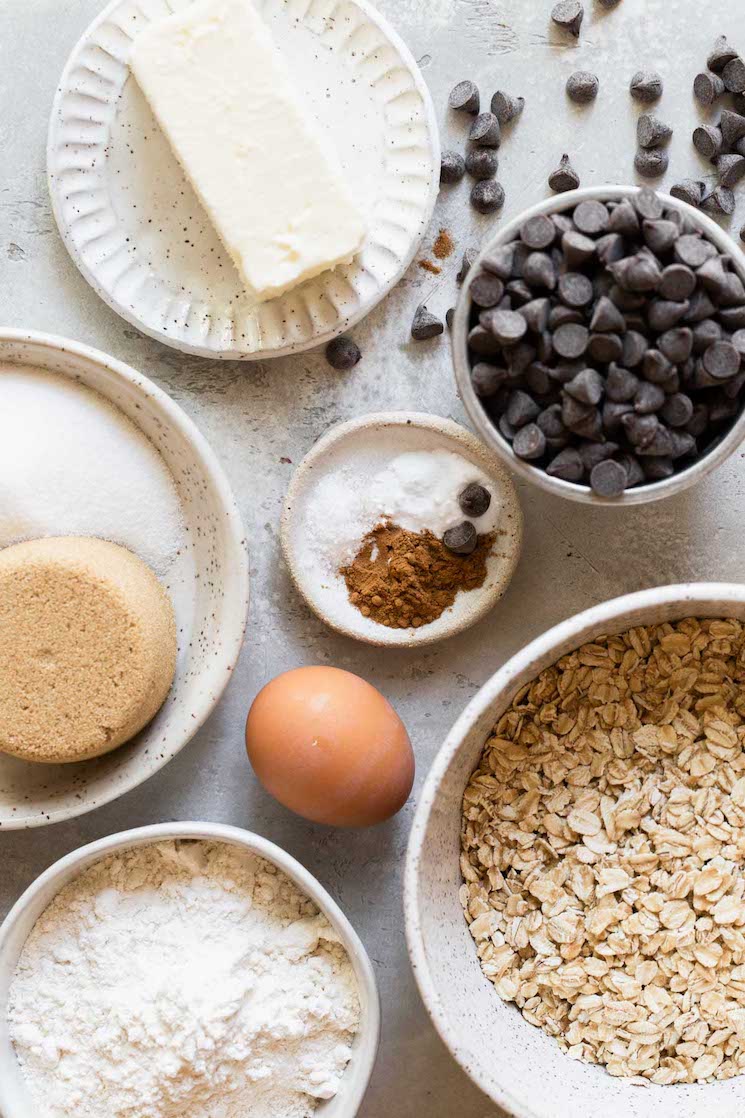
[452, 186, 745, 504]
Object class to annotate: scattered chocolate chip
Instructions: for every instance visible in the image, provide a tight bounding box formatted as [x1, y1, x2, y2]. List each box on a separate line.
[637, 114, 673, 149]
[635, 148, 669, 178]
[590, 458, 627, 497]
[470, 272, 504, 308]
[459, 483, 492, 517]
[692, 124, 723, 159]
[449, 80, 480, 114]
[411, 305, 443, 341]
[630, 71, 663, 103]
[669, 179, 705, 208]
[446, 308, 455, 331]
[546, 447, 584, 481]
[457, 247, 479, 284]
[701, 186, 736, 216]
[471, 179, 505, 214]
[566, 71, 599, 103]
[723, 56, 745, 93]
[548, 153, 580, 193]
[491, 91, 525, 124]
[708, 35, 738, 73]
[325, 335, 361, 370]
[469, 112, 501, 147]
[443, 521, 478, 555]
[573, 200, 609, 236]
[551, 0, 584, 36]
[440, 150, 466, 184]
[513, 423, 547, 459]
[694, 71, 726, 105]
[465, 148, 498, 180]
[721, 110, 745, 148]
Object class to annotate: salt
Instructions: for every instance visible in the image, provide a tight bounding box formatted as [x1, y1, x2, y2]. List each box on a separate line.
[0, 366, 185, 577]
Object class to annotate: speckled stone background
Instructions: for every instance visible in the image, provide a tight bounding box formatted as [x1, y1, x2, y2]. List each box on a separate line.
[2, 1, 745, 1114]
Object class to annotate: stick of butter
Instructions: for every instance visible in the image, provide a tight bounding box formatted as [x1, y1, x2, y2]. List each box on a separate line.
[130, 0, 366, 302]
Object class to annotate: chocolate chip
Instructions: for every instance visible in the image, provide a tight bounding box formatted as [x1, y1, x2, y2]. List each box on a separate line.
[579, 441, 618, 471]
[703, 340, 741, 380]
[675, 235, 717, 269]
[630, 71, 663, 103]
[588, 333, 623, 363]
[520, 215, 555, 252]
[590, 459, 627, 497]
[325, 335, 361, 370]
[446, 308, 455, 331]
[622, 331, 647, 368]
[635, 188, 665, 221]
[546, 447, 584, 481]
[642, 457, 674, 481]
[637, 424, 674, 457]
[554, 322, 589, 358]
[723, 57, 745, 93]
[558, 272, 593, 309]
[659, 264, 696, 301]
[443, 521, 478, 555]
[440, 150, 466, 184]
[610, 253, 661, 293]
[548, 154, 580, 193]
[708, 36, 738, 73]
[607, 364, 639, 401]
[411, 305, 443, 341]
[490, 90, 525, 124]
[519, 298, 551, 333]
[642, 349, 672, 384]
[561, 232, 595, 271]
[551, 0, 584, 36]
[719, 306, 745, 330]
[692, 124, 723, 159]
[471, 179, 505, 213]
[648, 300, 690, 332]
[481, 244, 514, 280]
[506, 389, 541, 428]
[586, 295, 624, 334]
[698, 256, 731, 299]
[505, 279, 533, 306]
[459, 483, 492, 518]
[669, 430, 697, 459]
[635, 149, 669, 177]
[637, 114, 673, 149]
[660, 393, 694, 427]
[694, 71, 726, 105]
[469, 112, 501, 148]
[617, 454, 645, 487]
[468, 325, 501, 355]
[669, 180, 706, 208]
[523, 252, 557, 290]
[470, 273, 505, 308]
[643, 219, 678, 255]
[686, 403, 709, 437]
[471, 363, 506, 396]
[701, 187, 736, 216]
[658, 327, 693, 364]
[562, 397, 602, 439]
[565, 367, 603, 405]
[719, 109, 745, 144]
[488, 309, 528, 346]
[603, 400, 634, 432]
[634, 381, 665, 414]
[525, 362, 552, 395]
[573, 200, 609, 236]
[537, 404, 566, 438]
[457, 247, 479, 284]
[608, 200, 640, 236]
[465, 148, 498, 180]
[566, 71, 599, 103]
[513, 423, 547, 459]
[449, 80, 480, 114]
[731, 328, 745, 357]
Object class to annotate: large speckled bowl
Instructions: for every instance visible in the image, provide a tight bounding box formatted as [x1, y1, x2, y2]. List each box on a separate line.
[0, 330, 249, 828]
[405, 583, 745, 1118]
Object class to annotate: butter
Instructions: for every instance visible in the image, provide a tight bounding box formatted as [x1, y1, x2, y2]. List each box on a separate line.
[130, 0, 366, 302]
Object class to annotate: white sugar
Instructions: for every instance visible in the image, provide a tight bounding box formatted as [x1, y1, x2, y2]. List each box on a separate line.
[0, 366, 185, 576]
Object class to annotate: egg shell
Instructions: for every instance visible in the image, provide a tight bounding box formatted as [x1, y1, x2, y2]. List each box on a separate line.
[245, 666, 414, 827]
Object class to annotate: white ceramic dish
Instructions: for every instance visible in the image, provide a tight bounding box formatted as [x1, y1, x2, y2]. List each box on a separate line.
[47, 0, 439, 360]
[280, 412, 523, 647]
[0, 330, 249, 829]
[405, 582, 745, 1118]
[0, 821, 380, 1118]
[452, 185, 745, 506]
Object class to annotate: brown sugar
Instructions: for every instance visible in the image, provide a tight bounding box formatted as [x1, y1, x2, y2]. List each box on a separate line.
[432, 228, 455, 260]
[340, 522, 494, 629]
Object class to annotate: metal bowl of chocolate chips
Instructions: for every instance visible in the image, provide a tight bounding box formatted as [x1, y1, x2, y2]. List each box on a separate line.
[452, 185, 745, 505]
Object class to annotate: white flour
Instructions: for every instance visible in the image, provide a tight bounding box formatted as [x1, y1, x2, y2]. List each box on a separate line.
[0, 367, 185, 577]
[8, 841, 360, 1118]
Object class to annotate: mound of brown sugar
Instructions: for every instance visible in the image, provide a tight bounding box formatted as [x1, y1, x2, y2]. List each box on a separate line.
[341, 522, 493, 629]
[0, 536, 177, 763]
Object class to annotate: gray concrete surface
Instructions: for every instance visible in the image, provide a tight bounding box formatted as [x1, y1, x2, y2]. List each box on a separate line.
[2, 1, 745, 1114]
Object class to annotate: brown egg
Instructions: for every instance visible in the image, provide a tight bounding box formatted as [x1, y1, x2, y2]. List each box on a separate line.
[245, 666, 414, 827]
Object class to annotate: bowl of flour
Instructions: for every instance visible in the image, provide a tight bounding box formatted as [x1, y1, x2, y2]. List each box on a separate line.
[0, 330, 249, 828]
[0, 821, 380, 1118]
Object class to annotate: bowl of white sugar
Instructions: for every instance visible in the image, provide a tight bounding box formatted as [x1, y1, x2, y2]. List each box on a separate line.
[0, 821, 379, 1118]
[0, 330, 249, 828]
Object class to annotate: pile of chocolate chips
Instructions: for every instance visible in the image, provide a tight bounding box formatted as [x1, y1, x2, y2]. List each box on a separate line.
[465, 189, 745, 497]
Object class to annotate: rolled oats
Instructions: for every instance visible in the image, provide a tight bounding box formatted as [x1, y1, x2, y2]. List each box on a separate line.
[461, 618, 745, 1084]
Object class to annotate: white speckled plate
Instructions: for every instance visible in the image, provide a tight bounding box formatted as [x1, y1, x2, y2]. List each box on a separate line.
[0, 330, 249, 829]
[47, 0, 439, 360]
[281, 413, 523, 647]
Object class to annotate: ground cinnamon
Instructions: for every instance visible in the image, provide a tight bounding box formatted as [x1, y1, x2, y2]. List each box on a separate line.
[341, 522, 494, 629]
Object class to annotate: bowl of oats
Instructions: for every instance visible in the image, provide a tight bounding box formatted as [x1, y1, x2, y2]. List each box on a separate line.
[405, 583, 745, 1118]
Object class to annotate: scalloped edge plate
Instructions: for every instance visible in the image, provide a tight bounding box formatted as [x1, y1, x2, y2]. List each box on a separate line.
[48, 0, 439, 360]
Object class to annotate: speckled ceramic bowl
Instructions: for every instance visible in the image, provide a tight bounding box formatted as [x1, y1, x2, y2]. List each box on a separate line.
[0, 330, 249, 828]
[405, 583, 745, 1118]
[0, 822, 380, 1118]
[452, 185, 745, 506]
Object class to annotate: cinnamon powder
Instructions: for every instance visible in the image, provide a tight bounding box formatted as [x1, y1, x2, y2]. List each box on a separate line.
[340, 522, 494, 629]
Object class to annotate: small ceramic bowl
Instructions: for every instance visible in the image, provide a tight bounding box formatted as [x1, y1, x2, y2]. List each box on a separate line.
[280, 412, 523, 647]
[452, 185, 745, 506]
[405, 583, 745, 1118]
[0, 330, 249, 828]
[0, 822, 380, 1118]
